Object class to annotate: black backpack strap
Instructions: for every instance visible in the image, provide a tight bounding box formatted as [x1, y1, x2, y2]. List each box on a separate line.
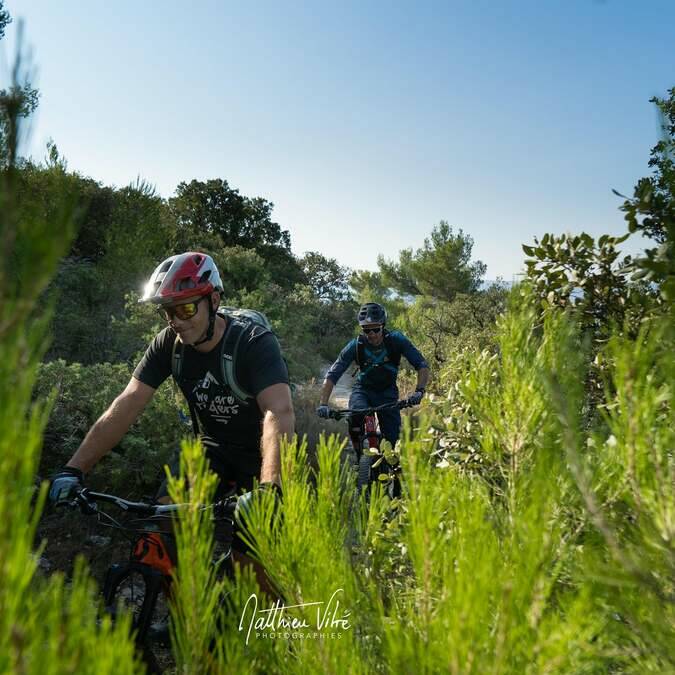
[171, 334, 183, 380]
[220, 317, 271, 404]
[171, 334, 201, 436]
[383, 330, 402, 366]
[355, 335, 366, 369]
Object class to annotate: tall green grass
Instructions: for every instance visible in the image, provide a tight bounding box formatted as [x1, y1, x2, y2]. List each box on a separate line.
[0, 64, 139, 672]
[165, 286, 673, 673]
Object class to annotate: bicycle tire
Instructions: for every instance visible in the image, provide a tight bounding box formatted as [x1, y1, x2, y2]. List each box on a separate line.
[139, 641, 163, 675]
[357, 454, 373, 497]
[103, 563, 169, 674]
[367, 458, 402, 502]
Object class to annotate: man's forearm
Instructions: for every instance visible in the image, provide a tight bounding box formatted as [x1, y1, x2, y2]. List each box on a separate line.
[319, 379, 335, 405]
[416, 367, 430, 391]
[260, 408, 295, 485]
[68, 396, 140, 473]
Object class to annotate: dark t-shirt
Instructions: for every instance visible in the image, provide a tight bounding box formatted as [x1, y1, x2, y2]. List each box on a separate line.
[133, 322, 289, 455]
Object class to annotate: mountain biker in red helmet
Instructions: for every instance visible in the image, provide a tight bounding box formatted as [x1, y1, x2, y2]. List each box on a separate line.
[317, 302, 429, 452]
[49, 252, 293, 573]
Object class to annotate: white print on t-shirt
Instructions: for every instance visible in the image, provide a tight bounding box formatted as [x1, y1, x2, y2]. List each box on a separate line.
[197, 371, 220, 390]
[191, 370, 240, 424]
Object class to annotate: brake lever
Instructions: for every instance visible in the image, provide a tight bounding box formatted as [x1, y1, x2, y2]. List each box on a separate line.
[213, 496, 238, 520]
[74, 489, 98, 516]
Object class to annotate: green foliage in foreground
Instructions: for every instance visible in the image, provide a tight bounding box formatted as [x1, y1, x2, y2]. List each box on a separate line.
[164, 290, 673, 673]
[0, 116, 139, 672]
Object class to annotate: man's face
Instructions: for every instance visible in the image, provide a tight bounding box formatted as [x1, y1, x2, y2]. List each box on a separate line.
[160, 294, 214, 345]
[361, 323, 384, 346]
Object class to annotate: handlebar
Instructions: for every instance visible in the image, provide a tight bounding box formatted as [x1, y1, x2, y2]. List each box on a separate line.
[72, 487, 238, 522]
[327, 399, 413, 420]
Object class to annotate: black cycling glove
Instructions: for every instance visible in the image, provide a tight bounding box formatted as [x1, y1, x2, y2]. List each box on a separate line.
[407, 388, 425, 406]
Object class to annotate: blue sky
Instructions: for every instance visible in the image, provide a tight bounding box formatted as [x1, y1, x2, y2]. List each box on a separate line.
[3, 1, 674, 279]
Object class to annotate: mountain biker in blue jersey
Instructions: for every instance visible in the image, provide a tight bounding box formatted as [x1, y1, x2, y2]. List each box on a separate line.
[317, 302, 429, 452]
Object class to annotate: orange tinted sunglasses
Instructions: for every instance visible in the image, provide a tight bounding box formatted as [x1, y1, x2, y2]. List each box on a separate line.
[159, 297, 205, 321]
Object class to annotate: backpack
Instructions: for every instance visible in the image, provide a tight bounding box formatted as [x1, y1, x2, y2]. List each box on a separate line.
[171, 307, 273, 426]
[354, 330, 402, 370]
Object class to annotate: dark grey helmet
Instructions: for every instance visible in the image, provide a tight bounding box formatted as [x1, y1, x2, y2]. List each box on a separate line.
[357, 302, 387, 326]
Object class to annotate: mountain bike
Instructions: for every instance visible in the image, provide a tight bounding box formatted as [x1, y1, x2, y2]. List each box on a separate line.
[71, 487, 238, 674]
[328, 399, 413, 501]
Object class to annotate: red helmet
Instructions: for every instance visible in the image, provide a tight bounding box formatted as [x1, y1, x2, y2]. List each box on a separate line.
[140, 252, 224, 305]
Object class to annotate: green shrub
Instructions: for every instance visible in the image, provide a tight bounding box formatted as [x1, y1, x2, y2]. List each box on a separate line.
[571, 311, 675, 669]
[291, 380, 347, 457]
[147, 278, 675, 673]
[396, 285, 507, 384]
[35, 359, 183, 494]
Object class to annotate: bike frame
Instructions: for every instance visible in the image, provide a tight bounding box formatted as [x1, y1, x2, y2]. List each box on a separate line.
[328, 399, 411, 498]
[362, 412, 380, 452]
[71, 488, 237, 673]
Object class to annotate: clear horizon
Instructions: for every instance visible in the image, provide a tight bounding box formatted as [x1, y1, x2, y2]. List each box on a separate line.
[3, 1, 673, 279]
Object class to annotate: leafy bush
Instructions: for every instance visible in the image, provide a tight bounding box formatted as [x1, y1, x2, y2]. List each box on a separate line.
[396, 284, 507, 381]
[108, 291, 165, 365]
[522, 233, 661, 417]
[523, 232, 657, 340]
[617, 87, 675, 300]
[35, 359, 183, 494]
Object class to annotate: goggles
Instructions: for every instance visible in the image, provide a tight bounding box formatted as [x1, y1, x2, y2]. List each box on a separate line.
[159, 297, 205, 321]
[362, 326, 383, 335]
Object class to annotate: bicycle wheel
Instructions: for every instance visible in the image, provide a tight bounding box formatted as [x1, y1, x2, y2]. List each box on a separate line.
[356, 454, 373, 498]
[103, 562, 170, 674]
[367, 458, 402, 502]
